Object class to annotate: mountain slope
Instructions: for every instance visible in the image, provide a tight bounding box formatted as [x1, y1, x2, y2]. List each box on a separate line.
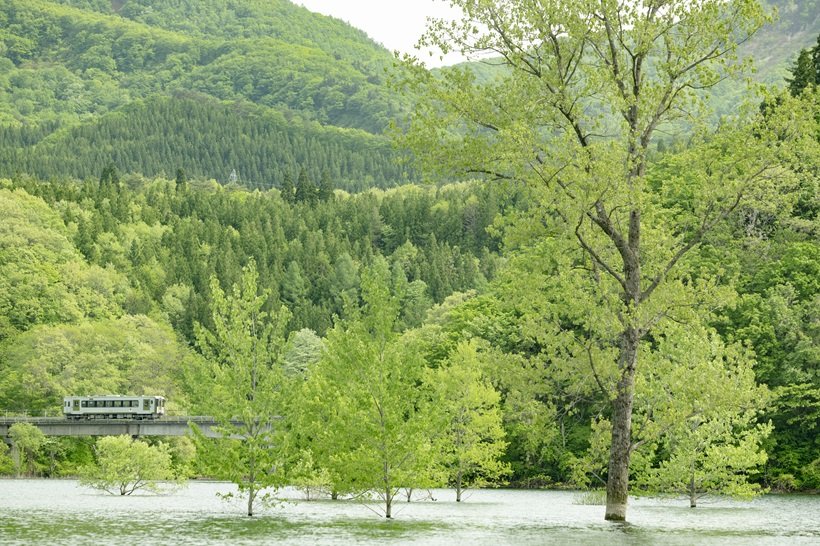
[0, 93, 411, 190]
[0, 0, 413, 188]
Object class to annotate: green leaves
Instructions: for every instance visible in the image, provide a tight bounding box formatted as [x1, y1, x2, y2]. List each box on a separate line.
[79, 435, 179, 496]
[189, 260, 291, 515]
[425, 340, 510, 500]
[8, 422, 45, 477]
[296, 258, 437, 517]
[0, 316, 190, 413]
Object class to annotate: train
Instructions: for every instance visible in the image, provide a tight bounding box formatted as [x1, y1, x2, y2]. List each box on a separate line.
[63, 395, 166, 420]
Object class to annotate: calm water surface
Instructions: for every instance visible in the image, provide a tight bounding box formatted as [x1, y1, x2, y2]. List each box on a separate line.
[0, 479, 818, 545]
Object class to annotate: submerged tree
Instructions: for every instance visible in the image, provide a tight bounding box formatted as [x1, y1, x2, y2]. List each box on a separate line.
[633, 324, 771, 507]
[426, 340, 510, 502]
[190, 260, 291, 516]
[299, 258, 436, 518]
[80, 435, 179, 496]
[571, 320, 772, 507]
[403, 0, 784, 521]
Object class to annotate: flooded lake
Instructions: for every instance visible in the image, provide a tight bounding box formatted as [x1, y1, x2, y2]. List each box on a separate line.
[0, 479, 818, 545]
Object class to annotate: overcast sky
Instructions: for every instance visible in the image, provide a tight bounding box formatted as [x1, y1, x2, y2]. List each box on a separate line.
[296, 0, 464, 66]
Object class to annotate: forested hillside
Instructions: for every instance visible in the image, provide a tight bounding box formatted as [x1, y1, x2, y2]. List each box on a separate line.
[1, 0, 814, 188]
[0, 173, 513, 410]
[0, 94, 410, 191]
[0, 0, 410, 188]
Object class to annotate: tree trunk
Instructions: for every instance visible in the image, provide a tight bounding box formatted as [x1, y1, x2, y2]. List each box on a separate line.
[247, 449, 256, 517]
[385, 489, 392, 519]
[456, 469, 463, 502]
[689, 467, 697, 508]
[605, 326, 639, 522]
[247, 484, 255, 517]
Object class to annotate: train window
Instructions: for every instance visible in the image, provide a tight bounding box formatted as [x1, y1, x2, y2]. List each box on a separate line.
[114, 400, 121, 407]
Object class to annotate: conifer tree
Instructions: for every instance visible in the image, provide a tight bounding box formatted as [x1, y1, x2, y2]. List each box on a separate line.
[318, 169, 334, 201]
[175, 168, 187, 191]
[295, 166, 316, 203]
[280, 172, 295, 203]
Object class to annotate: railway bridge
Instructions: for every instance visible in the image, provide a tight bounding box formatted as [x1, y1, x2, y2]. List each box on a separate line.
[0, 416, 234, 439]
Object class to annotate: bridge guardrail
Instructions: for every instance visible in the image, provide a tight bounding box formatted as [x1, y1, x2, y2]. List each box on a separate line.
[0, 415, 219, 425]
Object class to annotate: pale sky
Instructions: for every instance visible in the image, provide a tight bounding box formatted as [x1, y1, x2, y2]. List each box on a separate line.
[296, 0, 464, 66]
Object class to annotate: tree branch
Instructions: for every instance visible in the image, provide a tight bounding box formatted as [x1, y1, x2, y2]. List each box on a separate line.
[575, 214, 627, 292]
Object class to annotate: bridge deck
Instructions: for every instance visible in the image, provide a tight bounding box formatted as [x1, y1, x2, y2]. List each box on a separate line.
[0, 416, 232, 439]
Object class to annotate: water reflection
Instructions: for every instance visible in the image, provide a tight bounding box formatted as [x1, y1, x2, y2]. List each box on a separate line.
[0, 480, 818, 545]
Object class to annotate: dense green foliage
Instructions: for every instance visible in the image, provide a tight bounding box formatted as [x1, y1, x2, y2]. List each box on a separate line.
[189, 262, 291, 516]
[0, 0, 412, 188]
[0, 0, 396, 131]
[0, 0, 817, 518]
[0, 94, 410, 190]
[79, 435, 180, 495]
[0, 173, 510, 404]
[787, 33, 820, 96]
[403, 0, 818, 521]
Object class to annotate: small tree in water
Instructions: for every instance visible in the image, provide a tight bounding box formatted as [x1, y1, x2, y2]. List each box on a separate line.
[426, 340, 510, 502]
[299, 258, 437, 518]
[80, 435, 178, 495]
[190, 260, 291, 516]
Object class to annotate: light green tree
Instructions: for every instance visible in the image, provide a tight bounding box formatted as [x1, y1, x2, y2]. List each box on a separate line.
[80, 435, 179, 496]
[641, 417, 771, 507]
[282, 328, 324, 375]
[8, 422, 45, 477]
[167, 436, 197, 479]
[426, 340, 510, 501]
[300, 257, 436, 518]
[403, 0, 787, 521]
[190, 260, 291, 516]
[633, 323, 771, 507]
[288, 448, 333, 500]
[572, 322, 771, 506]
